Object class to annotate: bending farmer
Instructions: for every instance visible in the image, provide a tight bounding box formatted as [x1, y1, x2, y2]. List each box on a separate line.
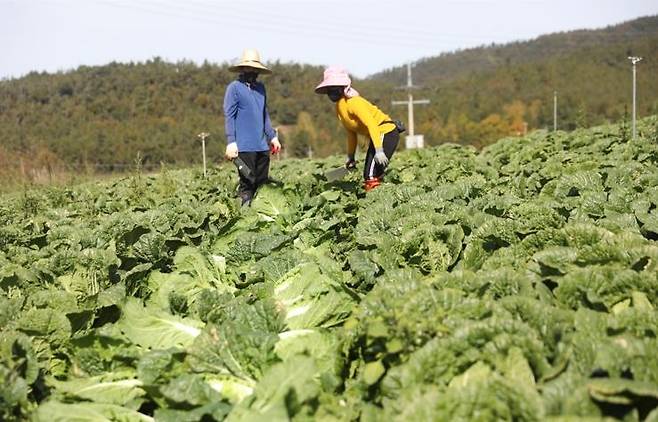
[224, 48, 281, 206]
[315, 66, 400, 191]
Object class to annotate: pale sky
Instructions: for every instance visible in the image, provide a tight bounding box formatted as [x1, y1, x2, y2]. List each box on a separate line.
[1, 0, 657, 80]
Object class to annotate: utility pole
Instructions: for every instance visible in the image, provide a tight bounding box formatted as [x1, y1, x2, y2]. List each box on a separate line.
[392, 62, 430, 148]
[197, 132, 209, 177]
[553, 90, 557, 132]
[628, 56, 642, 140]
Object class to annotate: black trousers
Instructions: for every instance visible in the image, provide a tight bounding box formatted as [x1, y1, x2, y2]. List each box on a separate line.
[363, 129, 400, 180]
[237, 151, 270, 201]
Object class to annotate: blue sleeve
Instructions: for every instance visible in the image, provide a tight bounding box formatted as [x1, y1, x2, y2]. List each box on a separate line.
[223, 82, 238, 144]
[262, 85, 276, 141]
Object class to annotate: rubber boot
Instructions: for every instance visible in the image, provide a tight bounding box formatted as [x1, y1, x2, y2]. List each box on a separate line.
[364, 177, 381, 192]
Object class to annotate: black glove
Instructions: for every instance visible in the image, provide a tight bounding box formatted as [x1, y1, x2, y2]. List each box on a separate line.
[345, 154, 356, 169]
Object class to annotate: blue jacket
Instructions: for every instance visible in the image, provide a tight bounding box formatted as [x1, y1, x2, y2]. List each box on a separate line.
[223, 80, 276, 152]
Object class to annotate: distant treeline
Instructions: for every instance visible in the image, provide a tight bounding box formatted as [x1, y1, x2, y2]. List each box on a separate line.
[0, 60, 346, 169]
[0, 15, 656, 172]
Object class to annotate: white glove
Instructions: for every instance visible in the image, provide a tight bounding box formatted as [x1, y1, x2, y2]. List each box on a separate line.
[225, 142, 238, 159]
[373, 148, 388, 166]
[270, 137, 281, 154]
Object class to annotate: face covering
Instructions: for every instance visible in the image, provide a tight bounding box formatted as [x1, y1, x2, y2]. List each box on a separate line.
[327, 87, 343, 102]
[240, 71, 258, 84]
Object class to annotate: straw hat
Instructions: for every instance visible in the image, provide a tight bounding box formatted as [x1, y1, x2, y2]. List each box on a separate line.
[228, 49, 272, 74]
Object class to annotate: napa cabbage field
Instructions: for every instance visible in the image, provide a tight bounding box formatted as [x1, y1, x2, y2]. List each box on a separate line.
[1, 117, 658, 421]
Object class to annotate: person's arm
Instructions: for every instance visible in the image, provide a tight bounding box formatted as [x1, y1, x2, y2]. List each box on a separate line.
[346, 130, 357, 156]
[265, 112, 276, 141]
[223, 83, 239, 144]
[262, 85, 277, 142]
[350, 98, 383, 149]
[344, 129, 357, 168]
[261, 85, 281, 153]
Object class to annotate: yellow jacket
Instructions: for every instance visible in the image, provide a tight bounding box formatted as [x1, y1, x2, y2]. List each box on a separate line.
[335, 96, 396, 154]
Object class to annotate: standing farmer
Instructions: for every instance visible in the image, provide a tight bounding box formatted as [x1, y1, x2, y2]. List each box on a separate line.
[315, 66, 401, 191]
[224, 48, 281, 206]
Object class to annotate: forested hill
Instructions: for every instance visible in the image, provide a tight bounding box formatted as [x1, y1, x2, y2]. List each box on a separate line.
[0, 60, 355, 171]
[0, 16, 656, 176]
[374, 15, 657, 146]
[372, 15, 658, 86]
[406, 27, 657, 146]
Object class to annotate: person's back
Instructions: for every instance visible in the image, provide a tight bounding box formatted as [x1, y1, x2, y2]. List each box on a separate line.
[335, 95, 396, 142]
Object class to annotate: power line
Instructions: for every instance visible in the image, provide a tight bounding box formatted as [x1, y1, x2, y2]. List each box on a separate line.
[35, 0, 658, 44]
[155, 0, 517, 43]
[93, 0, 510, 50]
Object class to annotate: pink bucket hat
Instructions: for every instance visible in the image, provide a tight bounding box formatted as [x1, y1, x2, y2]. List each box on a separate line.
[315, 66, 359, 97]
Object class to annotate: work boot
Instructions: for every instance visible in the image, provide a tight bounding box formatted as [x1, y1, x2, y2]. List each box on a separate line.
[364, 177, 381, 192]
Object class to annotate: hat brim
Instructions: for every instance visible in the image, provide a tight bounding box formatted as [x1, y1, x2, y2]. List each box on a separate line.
[228, 62, 272, 74]
[314, 83, 345, 95]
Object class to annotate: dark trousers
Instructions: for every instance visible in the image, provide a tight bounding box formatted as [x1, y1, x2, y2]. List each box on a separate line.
[363, 129, 400, 180]
[237, 151, 270, 201]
